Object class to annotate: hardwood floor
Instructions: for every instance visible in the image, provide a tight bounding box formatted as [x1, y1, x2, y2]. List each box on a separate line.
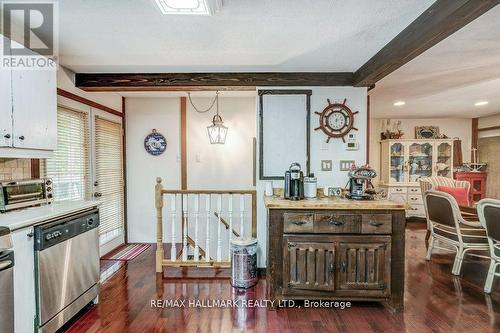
[67, 223, 500, 333]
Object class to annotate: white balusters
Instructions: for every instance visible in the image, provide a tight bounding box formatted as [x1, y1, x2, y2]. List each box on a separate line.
[205, 195, 211, 262]
[228, 195, 233, 261]
[240, 194, 245, 238]
[216, 194, 222, 262]
[193, 194, 200, 262]
[170, 195, 176, 261]
[182, 194, 188, 261]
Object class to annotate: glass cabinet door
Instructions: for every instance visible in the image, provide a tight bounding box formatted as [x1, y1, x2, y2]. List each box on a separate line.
[408, 142, 433, 183]
[390, 143, 405, 183]
[436, 142, 452, 178]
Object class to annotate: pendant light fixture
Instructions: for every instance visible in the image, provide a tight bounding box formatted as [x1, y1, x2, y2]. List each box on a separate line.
[188, 91, 228, 144]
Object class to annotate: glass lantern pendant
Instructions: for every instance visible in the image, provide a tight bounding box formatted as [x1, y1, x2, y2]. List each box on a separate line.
[207, 114, 228, 144]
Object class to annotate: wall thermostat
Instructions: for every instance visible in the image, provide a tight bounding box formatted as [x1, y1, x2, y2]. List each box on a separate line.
[346, 133, 357, 142]
[345, 142, 359, 150]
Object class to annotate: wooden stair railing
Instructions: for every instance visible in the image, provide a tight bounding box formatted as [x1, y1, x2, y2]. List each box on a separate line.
[155, 177, 257, 272]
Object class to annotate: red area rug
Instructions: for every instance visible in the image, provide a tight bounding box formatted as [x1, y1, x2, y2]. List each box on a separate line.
[101, 243, 150, 261]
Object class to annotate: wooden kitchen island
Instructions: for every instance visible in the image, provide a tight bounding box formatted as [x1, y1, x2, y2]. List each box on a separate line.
[265, 196, 407, 312]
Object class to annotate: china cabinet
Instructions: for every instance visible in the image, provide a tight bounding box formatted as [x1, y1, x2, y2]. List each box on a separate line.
[379, 139, 454, 217]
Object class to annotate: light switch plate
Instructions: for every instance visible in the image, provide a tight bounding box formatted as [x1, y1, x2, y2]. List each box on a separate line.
[321, 160, 332, 171]
[340, 160, 355, 171]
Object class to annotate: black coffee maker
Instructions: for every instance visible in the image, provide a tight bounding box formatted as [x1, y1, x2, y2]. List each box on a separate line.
[284, 163, 304, 200]
[346, 166, 377, 200]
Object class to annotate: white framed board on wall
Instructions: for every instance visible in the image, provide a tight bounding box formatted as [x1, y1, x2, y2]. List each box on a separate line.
[258, 90, 311, 180]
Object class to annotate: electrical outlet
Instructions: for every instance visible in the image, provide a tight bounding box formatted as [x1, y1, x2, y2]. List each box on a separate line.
[321, 160, 332, 171]
[340, 160, 355, 171]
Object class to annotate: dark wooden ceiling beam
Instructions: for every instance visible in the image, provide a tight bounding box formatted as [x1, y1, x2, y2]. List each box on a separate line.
[75, 72, 354, 91]
[353, 0, 500, 87]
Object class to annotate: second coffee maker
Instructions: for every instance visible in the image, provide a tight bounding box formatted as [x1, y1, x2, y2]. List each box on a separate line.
[284, 163, 304, 200]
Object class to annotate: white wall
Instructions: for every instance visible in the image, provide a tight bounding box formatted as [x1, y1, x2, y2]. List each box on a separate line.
[187, 97, 256, 189]
[126, 96, 256, 244]
[256, 86, 368, 267]
[57, 66, 122, 111]
[369, 118, 472, 185]
[126, 98, 181, 243]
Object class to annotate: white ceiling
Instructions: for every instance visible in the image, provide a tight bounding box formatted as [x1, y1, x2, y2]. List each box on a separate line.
[58, 0, 434, 73]
[370, 5, 500, 119]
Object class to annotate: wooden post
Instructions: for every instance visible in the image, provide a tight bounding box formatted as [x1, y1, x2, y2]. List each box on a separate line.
[155, 177, 164, 273]
[251, 192, 257, 238]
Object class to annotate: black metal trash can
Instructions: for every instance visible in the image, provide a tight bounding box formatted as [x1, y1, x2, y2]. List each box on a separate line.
[230, 237, 258, 289]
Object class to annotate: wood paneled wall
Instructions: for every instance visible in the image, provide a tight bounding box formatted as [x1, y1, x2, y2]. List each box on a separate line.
[479, 136, 500, 199]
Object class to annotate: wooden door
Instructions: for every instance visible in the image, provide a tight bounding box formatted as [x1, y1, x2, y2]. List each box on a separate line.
[283, 237, 335, 292]
[338, 241, 391, 294]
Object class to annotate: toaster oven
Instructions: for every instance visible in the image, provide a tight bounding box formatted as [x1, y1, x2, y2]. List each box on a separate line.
[0, 179, 53, 212]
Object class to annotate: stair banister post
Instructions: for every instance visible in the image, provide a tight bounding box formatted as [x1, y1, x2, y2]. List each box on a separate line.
[170, 194, 176, 261]
[182, 194, 188, 261]
[193, 194, 200, 261]
[155, 177, 164, 273]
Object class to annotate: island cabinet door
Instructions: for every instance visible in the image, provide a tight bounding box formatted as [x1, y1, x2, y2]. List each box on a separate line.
[283, 237, 335, 293]
[337, 240, 391, 295]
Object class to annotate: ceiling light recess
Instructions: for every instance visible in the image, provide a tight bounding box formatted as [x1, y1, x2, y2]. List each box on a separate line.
[154, 0, 222, 15]
[474, 101, 489, 107]
[393, 101, 406, 106]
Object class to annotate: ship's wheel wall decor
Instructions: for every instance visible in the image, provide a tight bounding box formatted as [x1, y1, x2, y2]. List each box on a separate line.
[314, 98, 358, 143]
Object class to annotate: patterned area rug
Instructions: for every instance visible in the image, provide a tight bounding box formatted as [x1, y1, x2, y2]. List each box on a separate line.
[102, 243, 150, 261]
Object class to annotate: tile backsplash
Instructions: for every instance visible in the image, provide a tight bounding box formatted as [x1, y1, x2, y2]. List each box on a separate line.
[0, 158, 32, 181]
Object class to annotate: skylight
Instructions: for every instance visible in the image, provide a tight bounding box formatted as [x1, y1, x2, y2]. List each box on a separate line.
[154, 0, 220, 15]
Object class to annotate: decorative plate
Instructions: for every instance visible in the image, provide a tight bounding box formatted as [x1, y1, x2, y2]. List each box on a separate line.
[415, 126, 440, 139]
[144, 129, 167, 156]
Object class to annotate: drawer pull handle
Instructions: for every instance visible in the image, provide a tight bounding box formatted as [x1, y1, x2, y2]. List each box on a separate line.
[292, 221, 306, 226]
[369, 221, 384, 227]
[329, 220, 344, 226]
[411, 198, 418, 201]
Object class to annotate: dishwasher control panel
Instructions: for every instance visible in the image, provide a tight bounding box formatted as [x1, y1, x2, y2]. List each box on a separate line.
[34, 209, 99, 251]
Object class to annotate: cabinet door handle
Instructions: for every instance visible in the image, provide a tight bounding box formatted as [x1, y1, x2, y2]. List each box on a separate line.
[329, 264, 335, 274]
[292, 221, 306, 226]
[369, 220, 384, 227]
[3, 134, 10, 139]
[18, 135, 25, 140]
[341, 262, 347, 273]
[27, 232, 34, 238]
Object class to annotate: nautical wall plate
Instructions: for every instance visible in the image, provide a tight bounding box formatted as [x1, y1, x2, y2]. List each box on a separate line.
[144, 129, 167, 156]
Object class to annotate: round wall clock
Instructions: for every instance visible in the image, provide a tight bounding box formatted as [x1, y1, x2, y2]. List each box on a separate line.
[314, 98, 358, 143]
[144, 129, 167, 156]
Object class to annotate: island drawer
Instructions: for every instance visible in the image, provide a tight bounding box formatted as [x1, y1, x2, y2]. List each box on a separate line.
[362, 214, 392, 234]
[314, 213, 361, 233]
[283, 213, 314, 233]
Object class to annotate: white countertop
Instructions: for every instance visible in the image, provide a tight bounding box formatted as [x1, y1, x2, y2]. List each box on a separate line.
[0, 200, 100, 231]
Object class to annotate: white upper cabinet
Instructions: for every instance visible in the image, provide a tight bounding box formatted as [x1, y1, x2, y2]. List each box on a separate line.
[11, 68, 57, 150]
[0, 67, 13, 148]
[0, 34, 57, 157]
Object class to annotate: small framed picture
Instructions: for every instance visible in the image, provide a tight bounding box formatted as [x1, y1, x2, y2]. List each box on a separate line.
[415, 126, 440, 139]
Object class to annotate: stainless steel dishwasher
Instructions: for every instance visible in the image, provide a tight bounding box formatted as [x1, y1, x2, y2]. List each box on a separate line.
[0, 227, 14, 333]
[34, 208, 100, 333]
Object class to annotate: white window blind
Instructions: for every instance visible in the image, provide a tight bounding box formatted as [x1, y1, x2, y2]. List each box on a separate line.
[95, 116, 124, 236]
[44, 107, 90, 201]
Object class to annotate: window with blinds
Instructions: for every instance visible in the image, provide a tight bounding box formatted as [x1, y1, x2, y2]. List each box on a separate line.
[44, 107, 90, 201]
[95, 116, 124, 236]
